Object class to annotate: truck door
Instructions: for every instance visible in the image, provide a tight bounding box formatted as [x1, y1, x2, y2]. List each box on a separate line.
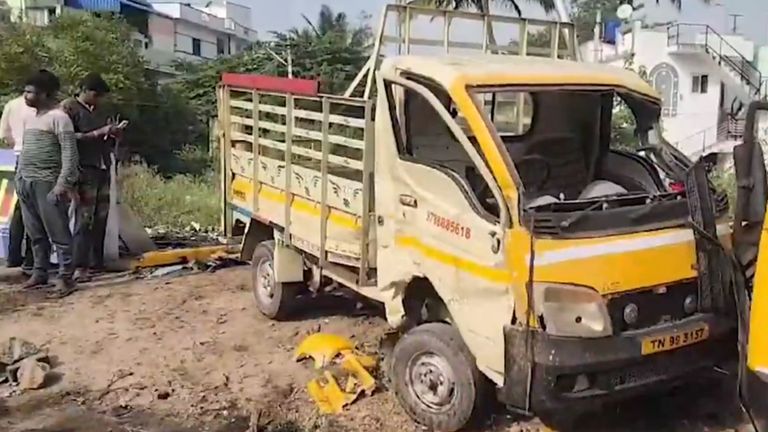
[373, 73, 513, 378]
[735, 102, 768, 431]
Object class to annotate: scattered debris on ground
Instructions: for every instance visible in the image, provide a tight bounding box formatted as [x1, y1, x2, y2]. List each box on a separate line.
[0, 268, 752, 431]
[0, 337, 52, 392]
[295, 333, 377, 414]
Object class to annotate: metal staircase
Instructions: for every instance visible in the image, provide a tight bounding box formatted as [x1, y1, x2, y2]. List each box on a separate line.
[667, 23, 763, 103]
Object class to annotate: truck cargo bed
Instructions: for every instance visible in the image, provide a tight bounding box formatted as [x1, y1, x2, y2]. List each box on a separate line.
[219, 76, 376, 285]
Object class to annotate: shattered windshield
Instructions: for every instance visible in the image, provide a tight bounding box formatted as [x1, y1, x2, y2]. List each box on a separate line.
[466, 85, 719, 237]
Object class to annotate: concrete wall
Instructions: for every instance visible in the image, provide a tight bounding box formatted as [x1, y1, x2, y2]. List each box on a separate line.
[148, 13, 175, 52]
[583, 28, 753, 156]
[150, 1, 252, 59]
[174, 21, 219, 59]
[224, 1, 249, 27]
[150, 2, 179, 18]
[631, 30, 724, 155]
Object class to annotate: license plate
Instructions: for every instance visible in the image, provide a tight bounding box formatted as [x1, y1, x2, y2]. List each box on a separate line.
[641, 324, 709, 355]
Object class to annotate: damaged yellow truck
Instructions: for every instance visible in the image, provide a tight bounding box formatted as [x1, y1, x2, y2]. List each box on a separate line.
[218, 5, 737, 431]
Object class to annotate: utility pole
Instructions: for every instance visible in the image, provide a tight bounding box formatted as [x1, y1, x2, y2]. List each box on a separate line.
[729, 13, 743, 34]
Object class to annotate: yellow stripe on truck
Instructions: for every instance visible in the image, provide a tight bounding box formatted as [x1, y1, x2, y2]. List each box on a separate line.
[395, 235, 512, 284]
[231, 177, 361, 231]
[257, 186, 361, 230]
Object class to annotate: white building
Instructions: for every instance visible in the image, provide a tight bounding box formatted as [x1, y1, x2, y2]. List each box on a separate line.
[3, 0, 257, 77]
[581, 23, 762, 158]
[150, 0, 256, 61]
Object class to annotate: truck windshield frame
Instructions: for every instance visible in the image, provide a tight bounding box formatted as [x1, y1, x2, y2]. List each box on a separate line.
[465, 84, 727, 238]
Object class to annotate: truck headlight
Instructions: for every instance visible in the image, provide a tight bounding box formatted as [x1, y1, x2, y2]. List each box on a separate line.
[532, 283, 612, 338]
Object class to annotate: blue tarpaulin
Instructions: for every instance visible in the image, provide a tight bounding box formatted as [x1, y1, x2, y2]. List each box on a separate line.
[604, 20, 621, 45]
[64, 0, 155, 13]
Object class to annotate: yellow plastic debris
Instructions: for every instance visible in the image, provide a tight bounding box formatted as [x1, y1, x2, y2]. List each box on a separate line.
[341, 351, 376, 394]
[344, 375, 359, 394]
[294, 333, 355, 369]
[350, 352, 377, 370]
[307, 371, 355, 414]
[297, 332, 379, 414]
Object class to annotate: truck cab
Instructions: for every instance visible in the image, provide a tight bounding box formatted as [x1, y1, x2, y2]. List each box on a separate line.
[373, 54, 733, 423]
[218, 4, 738, 431]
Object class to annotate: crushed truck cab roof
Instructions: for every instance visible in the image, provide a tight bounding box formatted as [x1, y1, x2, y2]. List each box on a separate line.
[382, 55, 660, 101]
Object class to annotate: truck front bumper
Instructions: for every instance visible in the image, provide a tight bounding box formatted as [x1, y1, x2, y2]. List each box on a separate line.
[499, 314, 735, 413]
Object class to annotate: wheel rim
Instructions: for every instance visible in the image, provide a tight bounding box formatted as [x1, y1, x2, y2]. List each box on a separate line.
[255, 259, 276, 306]
[406, 352, 457, 412]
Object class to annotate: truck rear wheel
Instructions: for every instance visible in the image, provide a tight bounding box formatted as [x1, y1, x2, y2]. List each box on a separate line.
[251, 241, 301, 320]
[389, 322, 486, 432]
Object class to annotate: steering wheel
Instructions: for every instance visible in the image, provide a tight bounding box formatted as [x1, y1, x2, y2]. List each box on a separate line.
[516, 154, 552, 193]
[517, 133, 582, 192]
[468, 153, 551, 214]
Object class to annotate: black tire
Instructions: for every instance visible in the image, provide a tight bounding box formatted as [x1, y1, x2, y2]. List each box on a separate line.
[251, 240, 301, 320]
[389, 322, 488, 432]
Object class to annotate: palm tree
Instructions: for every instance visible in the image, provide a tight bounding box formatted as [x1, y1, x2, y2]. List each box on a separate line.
[271, 5, 371, 93]
[296, 4, 369, 48]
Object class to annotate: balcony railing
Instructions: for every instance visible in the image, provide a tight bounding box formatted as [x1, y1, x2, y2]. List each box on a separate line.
[667, 23, 762, 97]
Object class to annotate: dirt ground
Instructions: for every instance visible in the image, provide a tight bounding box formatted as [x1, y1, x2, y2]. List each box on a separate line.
[0, 267, 755, 432]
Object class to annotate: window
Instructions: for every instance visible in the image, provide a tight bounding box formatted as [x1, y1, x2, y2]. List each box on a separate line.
[692, 74, 709, 94]
[217, 37, 227, 56]
[384, 80, 500, 219]
[192, 38, 202, 56]
[453, 91, 533, 137]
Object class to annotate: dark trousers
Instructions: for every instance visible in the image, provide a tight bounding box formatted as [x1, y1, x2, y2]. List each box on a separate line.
[8, 200, 34, 270]
[16, 177, 74, 280]
[73, 167, 110, 270]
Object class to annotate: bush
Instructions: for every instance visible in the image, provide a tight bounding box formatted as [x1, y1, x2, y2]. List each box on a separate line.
[711, 166, 736, 217]
[119, 163, 220, 231]
[0, 15, 206, 176]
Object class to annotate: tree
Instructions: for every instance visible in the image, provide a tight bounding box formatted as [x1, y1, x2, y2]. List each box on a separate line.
[175, 4, 371, 122]
[0, 14, 202, 173]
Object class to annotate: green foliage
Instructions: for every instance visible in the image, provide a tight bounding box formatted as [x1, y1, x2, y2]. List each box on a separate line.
[611, 98, 638, 151]
[174, 5, 371, 113]
[0, 14, 202, 174]
[0, 14, 145, 100]
[119, 163, 219, 230]
[172, 4, 371, 162]
[711, 166, 736, 215]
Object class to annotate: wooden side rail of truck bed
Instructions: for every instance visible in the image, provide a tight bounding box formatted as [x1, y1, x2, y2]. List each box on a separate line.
[218, 73, 376, 287]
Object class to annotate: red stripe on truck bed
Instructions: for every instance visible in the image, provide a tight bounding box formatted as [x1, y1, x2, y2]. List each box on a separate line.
[221, 73, 319, 96]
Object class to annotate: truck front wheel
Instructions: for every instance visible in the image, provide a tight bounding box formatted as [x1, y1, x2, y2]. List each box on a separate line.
[251, 241, 301, 320]
[390, 322, 487, 432]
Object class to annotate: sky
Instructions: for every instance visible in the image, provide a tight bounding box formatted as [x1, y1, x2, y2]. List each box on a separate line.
[247, 0, 768, 46]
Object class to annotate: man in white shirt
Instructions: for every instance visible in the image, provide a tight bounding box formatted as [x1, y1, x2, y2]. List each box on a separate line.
[0, 94, 38, 272]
